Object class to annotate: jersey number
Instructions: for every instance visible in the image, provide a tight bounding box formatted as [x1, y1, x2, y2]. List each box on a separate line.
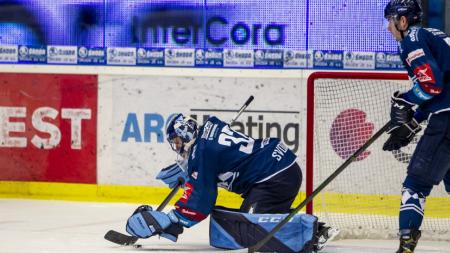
[218, 126, 254, 154]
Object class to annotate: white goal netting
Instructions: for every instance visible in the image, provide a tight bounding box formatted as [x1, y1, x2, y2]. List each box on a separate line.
[307, 72, 450, 241]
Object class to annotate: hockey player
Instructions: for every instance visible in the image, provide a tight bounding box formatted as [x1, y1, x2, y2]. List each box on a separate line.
[383, 0, 450, 252]
[125, 113, 337, 252]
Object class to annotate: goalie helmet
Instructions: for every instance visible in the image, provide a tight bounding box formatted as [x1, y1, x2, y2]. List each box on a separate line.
[384, 0, 422, 25]
[166, 113, 198, 157]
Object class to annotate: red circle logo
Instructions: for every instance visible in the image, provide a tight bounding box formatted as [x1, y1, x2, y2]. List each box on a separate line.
[330, 109, 374, 161]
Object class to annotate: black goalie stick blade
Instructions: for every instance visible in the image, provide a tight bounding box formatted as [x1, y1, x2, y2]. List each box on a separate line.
[104, 230, 138, 246]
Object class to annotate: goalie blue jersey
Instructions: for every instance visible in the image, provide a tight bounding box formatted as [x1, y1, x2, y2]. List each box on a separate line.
[398, 26, 450, 121]
[173, 116, 297, 227]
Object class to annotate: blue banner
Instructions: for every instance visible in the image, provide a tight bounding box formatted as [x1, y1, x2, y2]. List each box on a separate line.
[0, 0, 404, 70]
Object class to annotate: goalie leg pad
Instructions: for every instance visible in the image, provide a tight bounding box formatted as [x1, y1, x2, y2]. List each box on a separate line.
[209, 207, 317, 253]
[407, 112, 450, 185]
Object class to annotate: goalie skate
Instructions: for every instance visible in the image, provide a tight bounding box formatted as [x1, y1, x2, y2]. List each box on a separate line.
[314, 223, 340, 252]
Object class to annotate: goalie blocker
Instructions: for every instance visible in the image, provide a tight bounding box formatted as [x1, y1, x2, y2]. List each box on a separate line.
[210, 207, 318, 253]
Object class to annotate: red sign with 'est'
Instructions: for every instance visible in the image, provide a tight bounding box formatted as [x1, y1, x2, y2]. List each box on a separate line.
[0, 73, 97, 183]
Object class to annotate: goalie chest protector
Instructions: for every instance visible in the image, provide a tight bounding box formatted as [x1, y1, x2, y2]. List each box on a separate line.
[209, 207, 317, 253]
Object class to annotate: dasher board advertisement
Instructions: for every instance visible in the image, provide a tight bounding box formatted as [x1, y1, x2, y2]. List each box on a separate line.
[0, 73, 98, 183]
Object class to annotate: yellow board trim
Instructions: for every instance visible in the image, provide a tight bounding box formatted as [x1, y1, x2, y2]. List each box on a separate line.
[0, 181, 244, 207]
[312, 192, 450, 218]
[0, 181, 448, 218]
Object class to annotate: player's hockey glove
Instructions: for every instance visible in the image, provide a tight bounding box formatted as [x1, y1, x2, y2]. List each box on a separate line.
[156, 163, 188, 189]
[126, 206, 184, 242]
[383, 118, 422, 151]
[388, 91, 416, 132]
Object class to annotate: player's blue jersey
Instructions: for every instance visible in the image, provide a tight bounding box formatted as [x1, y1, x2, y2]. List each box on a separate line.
[398, 26, 450, 121]
[172, 116, 297, 227]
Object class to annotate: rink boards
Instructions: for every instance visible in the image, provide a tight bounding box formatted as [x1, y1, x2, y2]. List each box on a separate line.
[0, 71, 449, 220]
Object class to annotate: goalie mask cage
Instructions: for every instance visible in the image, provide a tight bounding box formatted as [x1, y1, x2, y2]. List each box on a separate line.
[306, 71, 450, 240]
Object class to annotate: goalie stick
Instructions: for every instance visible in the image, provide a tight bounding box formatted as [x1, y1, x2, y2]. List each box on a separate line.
[104, 95, 254, 246]
[231, 95, 254, 124]
[244, 122, 391, 253]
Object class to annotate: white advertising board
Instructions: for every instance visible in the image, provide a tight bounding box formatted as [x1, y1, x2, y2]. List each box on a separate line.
[97, 75, 307, 186]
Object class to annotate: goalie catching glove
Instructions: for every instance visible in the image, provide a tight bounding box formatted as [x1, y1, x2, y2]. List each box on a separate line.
[126, 205, 183, 242]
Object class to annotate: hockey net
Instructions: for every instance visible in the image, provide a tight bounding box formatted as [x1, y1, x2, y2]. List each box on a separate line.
[306, 72, 450, 241]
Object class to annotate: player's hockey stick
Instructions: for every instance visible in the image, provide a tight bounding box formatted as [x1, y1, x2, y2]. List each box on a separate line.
[245, 122, 390, 253]
[231, 95, 254, 124]
[104, 178, 184, 246]
[104, 96, 254, 246]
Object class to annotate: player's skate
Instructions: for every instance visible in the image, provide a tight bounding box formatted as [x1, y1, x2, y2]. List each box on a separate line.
[313, 222, 340, 252]
[396, 229, 421, 253]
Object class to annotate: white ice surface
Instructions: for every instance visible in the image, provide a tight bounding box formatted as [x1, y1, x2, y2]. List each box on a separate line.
[0, 199, 449, 253]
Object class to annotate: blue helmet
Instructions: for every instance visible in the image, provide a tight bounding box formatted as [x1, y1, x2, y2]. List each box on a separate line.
[166, 113, 198, 156]
[384, 0, 422, 25]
